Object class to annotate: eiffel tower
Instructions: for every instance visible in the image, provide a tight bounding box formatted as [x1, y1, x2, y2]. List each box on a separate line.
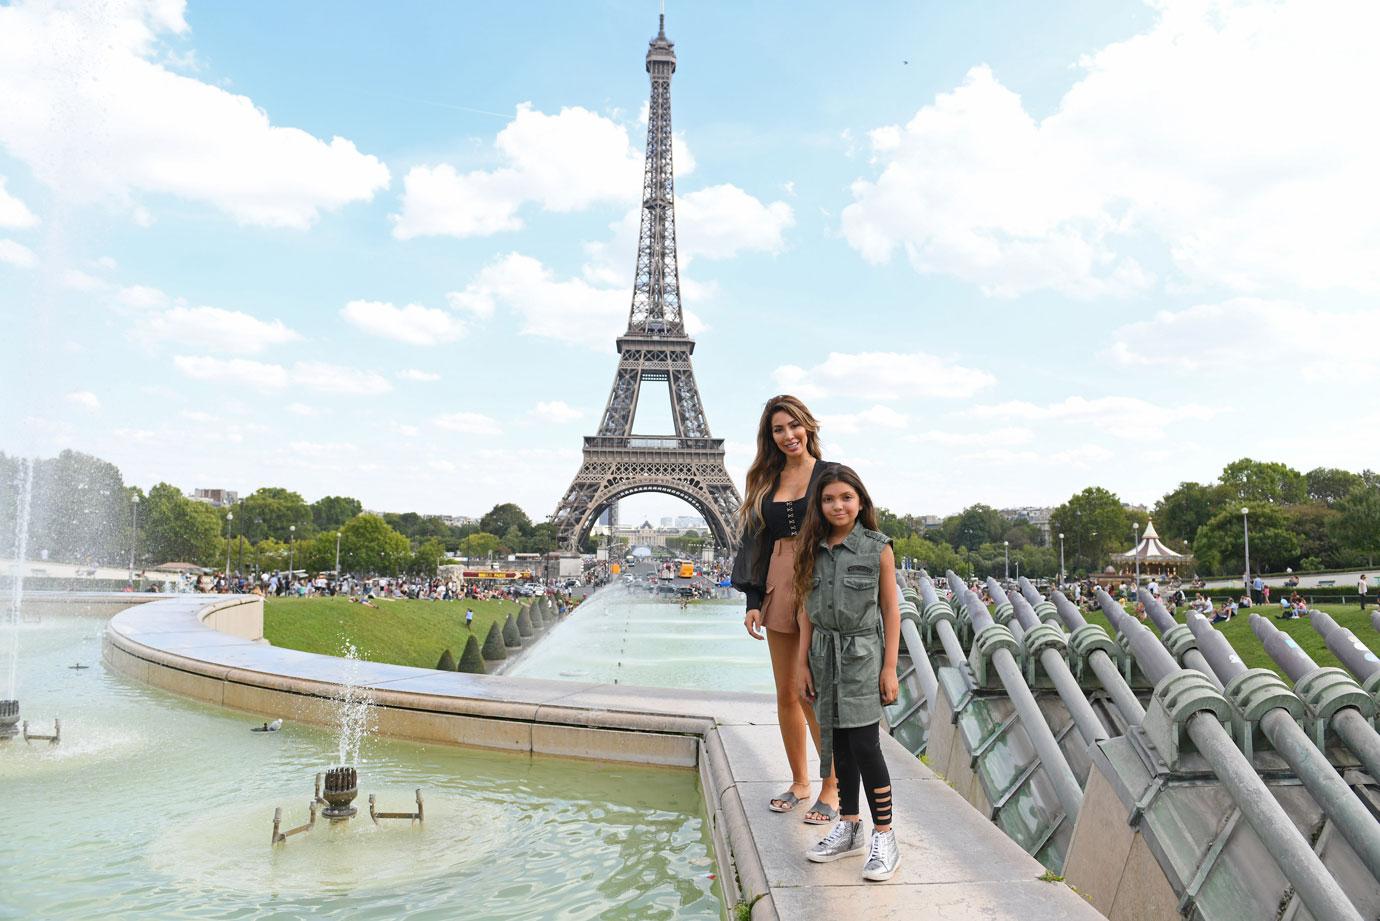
[552, 13, 742, 552]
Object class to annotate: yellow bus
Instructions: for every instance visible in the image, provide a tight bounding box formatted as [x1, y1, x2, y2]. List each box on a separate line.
[678, 560, 695, 579]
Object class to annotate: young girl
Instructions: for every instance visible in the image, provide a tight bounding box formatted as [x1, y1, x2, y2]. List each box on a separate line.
[792, 464, 902, 881]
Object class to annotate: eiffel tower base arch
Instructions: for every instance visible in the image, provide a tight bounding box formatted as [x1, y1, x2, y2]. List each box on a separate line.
[552, 438, 741, 552]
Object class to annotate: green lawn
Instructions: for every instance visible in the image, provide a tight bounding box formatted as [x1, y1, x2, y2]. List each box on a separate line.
[263, 596, 532, 670]
[1076, 602, 1378, 678]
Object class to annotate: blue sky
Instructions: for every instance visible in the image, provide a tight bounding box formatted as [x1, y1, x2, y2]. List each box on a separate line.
[2, 0, 1376, 525]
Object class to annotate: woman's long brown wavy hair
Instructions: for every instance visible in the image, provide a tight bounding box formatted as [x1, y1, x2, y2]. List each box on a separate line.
[792, 464, 879, 603]
[739, 395, 823, 532]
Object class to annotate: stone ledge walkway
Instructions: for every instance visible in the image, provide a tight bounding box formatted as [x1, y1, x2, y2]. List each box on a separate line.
[97, 593, 1105, 921]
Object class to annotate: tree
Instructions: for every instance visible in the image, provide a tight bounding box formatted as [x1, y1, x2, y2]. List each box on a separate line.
[456, 635, 486, 674]
[1304, 468, 1364, 506]
[1193, 505, 1299, 575]
[311, 495, 362, 531]
[875, 507, 910, 540]
[502, 614, 522, 648]
[1283, 504, 1343, 570]
[523, 521, 559, 554]
[409, 538, 447, 576]
[1331, 486, 1380, 566]
[435, 648, 457, 671]
[1154, 481, 1224, 544]
[1218, 458, 1307, 506]
[140, 483, 221, 566]
[481, 622, 508, 660]
[942, 504, 1006, 550]
[239, 487, 313, 542]
[338, 514, 411, 575]
[1049, 487, 1135, 574]
[893, 534, 966, 578]
[480, 503, 531, 539]
[459, 531, 500, 561]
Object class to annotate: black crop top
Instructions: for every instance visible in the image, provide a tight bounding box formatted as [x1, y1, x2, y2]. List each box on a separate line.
[763, 494, 808, 541]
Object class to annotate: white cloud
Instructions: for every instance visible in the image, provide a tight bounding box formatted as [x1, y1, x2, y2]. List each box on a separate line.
[960, 445, 1114, 467]
[971, 395, 1218, 439]
[116, 284, 171, 310]
[391, 103, 643, 239]
[842, 1, 1380, 297]
[435, 411, 503, 436]
[676, 184, 794, 260]
[773, 351, 996, 401]
[530, 400, 583, 423]
[0, 0, 389, 228]
[340, 300, 465, 345]
[818, 405, 910, 434]
[65, 390, 100, 411]
[0, 176, 37, 228]
[397, 369, 441, 382]
[447, 252, 626, 350]
[1112, 298, 1380, 382]
[141, 305, 301, 353]
[906, 427, 1034, 447]
[286, 402, 316, 416]
[174, 356, 391, 395]
[0, 238, 35, 267]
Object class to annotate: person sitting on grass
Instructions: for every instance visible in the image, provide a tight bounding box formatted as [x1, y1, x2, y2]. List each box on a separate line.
[1211, 600, 1236, 624]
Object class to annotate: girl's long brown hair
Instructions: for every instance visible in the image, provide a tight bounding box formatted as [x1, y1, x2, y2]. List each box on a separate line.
[739, 395, 822, 532]
[793, 464, 879, 603]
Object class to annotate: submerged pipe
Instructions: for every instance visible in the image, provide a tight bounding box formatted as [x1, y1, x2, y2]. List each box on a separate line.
[1100, 590, 1363, 921]
[989, 578, 1107, 746]
[1186, 613, 1380, 883]
[1252, 614, 1380, 783]
[948, 572, 1084, 822]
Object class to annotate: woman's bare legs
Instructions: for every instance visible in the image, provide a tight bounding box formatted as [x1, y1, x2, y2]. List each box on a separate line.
[766, 627, 838, 816]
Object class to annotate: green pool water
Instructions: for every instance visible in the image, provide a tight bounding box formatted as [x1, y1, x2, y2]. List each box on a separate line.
[0, 613, 724, 920]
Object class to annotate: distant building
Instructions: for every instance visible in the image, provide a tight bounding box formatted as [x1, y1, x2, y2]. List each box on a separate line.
[438, 514, 477, 527]
[999, 506, 1054, 545]
[189, 488, 238, 507]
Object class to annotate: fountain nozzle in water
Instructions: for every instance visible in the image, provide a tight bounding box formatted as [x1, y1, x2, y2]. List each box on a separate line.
[319, 767, 359, 820]
[0, 699, 18, 739]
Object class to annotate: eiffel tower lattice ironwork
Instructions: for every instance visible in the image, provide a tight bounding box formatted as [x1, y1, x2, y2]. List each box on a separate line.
[552, 14, 742, 552]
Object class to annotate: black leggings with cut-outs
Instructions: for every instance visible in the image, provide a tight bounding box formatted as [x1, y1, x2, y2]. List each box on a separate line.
[833, 722, 892, 827]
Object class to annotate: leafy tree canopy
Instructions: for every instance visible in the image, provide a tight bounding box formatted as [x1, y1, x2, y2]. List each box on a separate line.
[238, 487, 313, 543]
[1218, 458, 1307, 506]
[311, 495, 362, 531]
[480, 502, 531, 538]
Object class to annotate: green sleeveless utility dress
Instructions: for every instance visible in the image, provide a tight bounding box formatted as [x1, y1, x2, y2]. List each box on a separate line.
[806, 524, 892, 777]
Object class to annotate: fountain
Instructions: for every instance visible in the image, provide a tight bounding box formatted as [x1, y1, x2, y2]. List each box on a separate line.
[318, 766, 359, 820]
[0, 698, 18, 739]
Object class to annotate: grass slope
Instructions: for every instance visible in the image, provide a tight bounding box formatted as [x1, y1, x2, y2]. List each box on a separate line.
[1079, 602, 1378, 677]
[263, 596, 529, 669]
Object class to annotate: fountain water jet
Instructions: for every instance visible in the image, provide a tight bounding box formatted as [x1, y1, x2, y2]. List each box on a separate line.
[5, 457, 35, 703]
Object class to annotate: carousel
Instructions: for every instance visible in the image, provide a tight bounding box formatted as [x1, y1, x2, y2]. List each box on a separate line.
[1107, 519, 1190, 583]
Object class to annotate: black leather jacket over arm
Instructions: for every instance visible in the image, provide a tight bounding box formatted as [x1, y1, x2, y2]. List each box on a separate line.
[729, 460, 827, 612]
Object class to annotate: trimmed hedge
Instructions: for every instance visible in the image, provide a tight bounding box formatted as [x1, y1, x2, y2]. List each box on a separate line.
[457, 634, 486, 674]
[517, 605, 534, 637]
[435, 648, 456, 671]
[1183, 586, 1368, 603]
[482, 622, 507, 660]
[503, 613, 522, 648]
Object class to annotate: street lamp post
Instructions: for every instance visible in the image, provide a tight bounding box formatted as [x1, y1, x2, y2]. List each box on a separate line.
[1133, 521, 1141, 591]
[289, 524, 296, 581]
[1003, 539, 1010, 580]
[224, 511, 234, 589]
[1058, 532, 1066, 586]
[1241, 507, 1251, 597]
[334, 530, 342, 575]
[128, 494, 140, 587]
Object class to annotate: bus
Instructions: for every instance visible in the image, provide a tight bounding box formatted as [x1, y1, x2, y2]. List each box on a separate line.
[677, 560, 696, 579]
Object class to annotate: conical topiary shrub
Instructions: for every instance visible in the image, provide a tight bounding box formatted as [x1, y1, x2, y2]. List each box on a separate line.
[529, 602, 546, 629]
[503, 613, 522, 648]
[517, 605, 534, 637]
[482, 622, 507, 660]
[456, 634, 486, 674]
[436, 648, 457, 671]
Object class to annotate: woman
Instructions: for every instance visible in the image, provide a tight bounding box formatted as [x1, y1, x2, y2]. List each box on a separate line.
[732, 395, 839, 823]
